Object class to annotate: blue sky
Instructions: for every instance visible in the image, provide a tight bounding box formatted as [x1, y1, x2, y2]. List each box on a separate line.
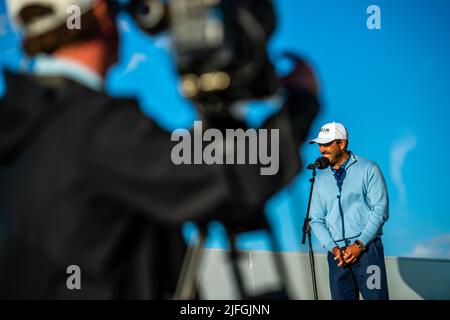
[1, 0, 449, 259]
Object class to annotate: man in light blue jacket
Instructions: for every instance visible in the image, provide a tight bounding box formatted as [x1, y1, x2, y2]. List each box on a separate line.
[309, 122, 389, 300]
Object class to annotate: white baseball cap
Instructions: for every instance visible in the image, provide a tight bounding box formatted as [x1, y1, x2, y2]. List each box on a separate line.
[309, 122, 348, 144]
[6, 0, 100, 38]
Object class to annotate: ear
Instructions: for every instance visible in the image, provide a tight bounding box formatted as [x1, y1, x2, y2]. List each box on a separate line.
[341, 139, 348, 150]
[91, 0, 115, 36]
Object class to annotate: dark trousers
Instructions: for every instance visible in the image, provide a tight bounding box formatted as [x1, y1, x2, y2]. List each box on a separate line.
[327, 237, 389, 300]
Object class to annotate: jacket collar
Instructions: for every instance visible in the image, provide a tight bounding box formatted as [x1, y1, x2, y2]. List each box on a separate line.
[325, 151, 358, 174]
[32, 54, 103, 92]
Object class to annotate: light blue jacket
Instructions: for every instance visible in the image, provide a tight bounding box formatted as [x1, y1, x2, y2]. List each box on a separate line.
[309, 152, 389, 251]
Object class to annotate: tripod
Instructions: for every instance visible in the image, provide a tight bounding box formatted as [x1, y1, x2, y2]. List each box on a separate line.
[173, 105, 296, 300]
[301, 167, 319, 300]
[173, 215, 291, 300]
[173, 224, 207, 300]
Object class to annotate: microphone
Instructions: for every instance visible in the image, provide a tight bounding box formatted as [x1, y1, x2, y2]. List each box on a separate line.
[307, 157, 330, 170]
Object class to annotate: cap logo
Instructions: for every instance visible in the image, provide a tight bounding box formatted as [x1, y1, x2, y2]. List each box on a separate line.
[320, 127, 330, 134]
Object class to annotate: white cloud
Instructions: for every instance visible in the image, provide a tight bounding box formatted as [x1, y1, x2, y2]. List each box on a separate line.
[124, 52, 149, 74]
[118, 19, 131, 33]
[153, 34, 172, 51]
[389, 133, 417, 206]
[4, 47, 17, 55]
[0, 15, 7, 36]
[410, 234, 450, 259]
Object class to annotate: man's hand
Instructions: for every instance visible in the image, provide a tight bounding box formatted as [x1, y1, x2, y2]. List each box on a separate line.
[343, 243, 362, 265]
[332, 246, 346, 267]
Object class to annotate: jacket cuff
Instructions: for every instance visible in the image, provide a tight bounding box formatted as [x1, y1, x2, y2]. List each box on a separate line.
[358, 232, 374, 247]
[325, 240, 337, 252]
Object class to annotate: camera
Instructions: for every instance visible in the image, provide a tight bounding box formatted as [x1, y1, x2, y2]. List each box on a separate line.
[128, 0, 280, 115]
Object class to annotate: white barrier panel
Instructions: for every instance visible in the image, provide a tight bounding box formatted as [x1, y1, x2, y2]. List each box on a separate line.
[197, 249, 450, 300]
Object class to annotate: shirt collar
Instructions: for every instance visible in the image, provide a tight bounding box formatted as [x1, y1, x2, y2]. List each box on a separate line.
[32, 54, 103, 92]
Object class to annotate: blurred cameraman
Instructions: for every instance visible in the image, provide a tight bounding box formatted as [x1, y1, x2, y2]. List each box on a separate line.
[0, 0, 319, 299]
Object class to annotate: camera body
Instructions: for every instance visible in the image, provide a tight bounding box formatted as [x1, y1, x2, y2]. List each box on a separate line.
[129, 0, 280, 114]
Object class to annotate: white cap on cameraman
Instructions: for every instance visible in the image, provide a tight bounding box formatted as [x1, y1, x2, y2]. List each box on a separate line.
[309, 122, 348, 144]
[6, 0, 100, 38]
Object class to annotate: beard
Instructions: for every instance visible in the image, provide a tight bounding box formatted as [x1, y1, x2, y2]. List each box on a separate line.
[323, 149, 344, 167]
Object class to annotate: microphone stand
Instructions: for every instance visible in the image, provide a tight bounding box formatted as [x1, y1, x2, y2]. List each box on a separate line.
[302, 167, 318, 300]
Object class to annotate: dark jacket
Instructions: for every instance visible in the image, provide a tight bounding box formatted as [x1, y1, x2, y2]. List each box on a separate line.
[0, 70, 315, 299]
